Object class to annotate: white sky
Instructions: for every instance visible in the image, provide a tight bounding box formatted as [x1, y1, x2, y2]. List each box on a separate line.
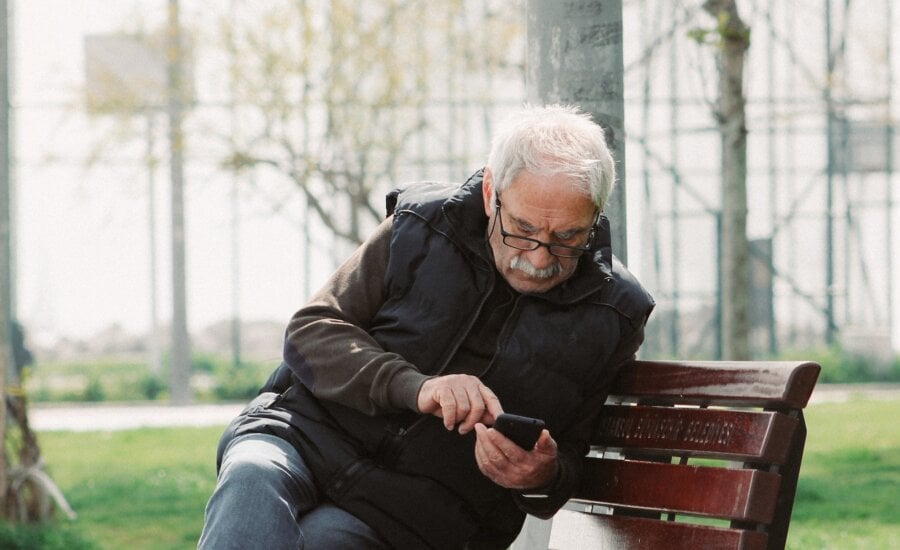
[14, 1, 330, 346]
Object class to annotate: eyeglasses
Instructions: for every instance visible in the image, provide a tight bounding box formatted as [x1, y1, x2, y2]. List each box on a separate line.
[493, 195, 596, 258]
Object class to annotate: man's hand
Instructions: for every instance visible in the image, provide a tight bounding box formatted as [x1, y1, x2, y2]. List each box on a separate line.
[473, 423, 559, 490]
[416, 375, 503, 434]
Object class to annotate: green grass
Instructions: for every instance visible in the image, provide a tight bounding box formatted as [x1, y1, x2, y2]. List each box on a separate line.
[788, 397, 900, 549]
[38, 427, 223, 549]
[27, 396, 900, 549]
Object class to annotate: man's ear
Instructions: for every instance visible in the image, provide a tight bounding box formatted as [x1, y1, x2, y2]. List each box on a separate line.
[482, 168, 494, 217]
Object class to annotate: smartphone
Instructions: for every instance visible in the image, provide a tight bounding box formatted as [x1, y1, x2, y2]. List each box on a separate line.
[493, 413, 545, 450]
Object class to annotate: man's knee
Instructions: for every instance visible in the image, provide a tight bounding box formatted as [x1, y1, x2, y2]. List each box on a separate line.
[218, 433, 317, 503]
[219, 448, 281, 487]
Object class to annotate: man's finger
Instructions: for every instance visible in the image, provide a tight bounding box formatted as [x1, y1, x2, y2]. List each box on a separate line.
[457, 393, 485, 434]
[478, 384, 503, 422]
[439, 387, 459, 430]
[473, 424, 499, 474]
[534, 430, 554, 452]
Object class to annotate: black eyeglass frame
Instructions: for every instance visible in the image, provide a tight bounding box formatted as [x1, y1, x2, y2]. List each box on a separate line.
[493, 194, 599, 258]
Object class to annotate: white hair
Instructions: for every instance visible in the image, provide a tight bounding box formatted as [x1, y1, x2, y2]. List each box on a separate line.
[485, 104, 616, 210]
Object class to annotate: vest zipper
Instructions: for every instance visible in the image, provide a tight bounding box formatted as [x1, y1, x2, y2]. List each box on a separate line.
[477, 293, 524, 380]
[433, 265, 496, 376]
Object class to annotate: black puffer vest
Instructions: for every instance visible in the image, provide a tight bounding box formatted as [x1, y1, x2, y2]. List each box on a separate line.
[222, 172, 654, 549]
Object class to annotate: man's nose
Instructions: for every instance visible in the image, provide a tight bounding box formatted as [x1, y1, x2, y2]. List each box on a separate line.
[524, 245, 555, 270]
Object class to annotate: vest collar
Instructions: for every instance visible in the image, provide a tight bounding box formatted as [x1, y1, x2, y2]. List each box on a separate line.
[443, 169, 615, 304]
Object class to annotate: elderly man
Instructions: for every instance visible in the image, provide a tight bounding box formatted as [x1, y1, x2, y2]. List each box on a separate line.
[199, 104, 654, 549]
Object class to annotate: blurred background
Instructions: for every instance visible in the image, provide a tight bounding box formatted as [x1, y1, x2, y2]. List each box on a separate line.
[5, 0, 900, 399]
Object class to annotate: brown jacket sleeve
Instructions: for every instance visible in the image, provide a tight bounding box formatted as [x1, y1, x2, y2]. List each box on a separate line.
[283, 217, 431, 416]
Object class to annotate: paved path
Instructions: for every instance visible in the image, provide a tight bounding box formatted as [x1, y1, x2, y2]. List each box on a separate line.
[27, 384, 900, 432]
[807, 383, 900, 403]
[29, 402, 245, 432]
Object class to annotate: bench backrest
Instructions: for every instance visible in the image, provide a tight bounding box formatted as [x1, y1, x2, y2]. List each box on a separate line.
[560, 360, 820, 550]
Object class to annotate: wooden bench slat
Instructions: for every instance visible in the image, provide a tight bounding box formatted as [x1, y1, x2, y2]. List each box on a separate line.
[610, 360, 820, 409]
[510, 360, 821, 550]
[595, 405, 800, 462]
[574, 458, 781, 523]
[547, 510, 769, 550]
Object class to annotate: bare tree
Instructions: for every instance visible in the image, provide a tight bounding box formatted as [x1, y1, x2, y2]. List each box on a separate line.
[0, 0, 9, 515]
[221, 0, 521, 246]
[222, 1, 427, 245]
[84, 16, 196, 403]
[693, 0, 751, 359]
[166, 0, 192, 405]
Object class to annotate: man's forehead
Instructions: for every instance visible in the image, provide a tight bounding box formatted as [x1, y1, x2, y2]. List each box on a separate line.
[503, 175, 594, 216]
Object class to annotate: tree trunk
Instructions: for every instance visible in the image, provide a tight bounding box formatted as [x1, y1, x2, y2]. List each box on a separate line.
[515, 3, 626, 546]
[704, 0, 751, 360]
[167, 0, 192, 404]
[525, 0, 628, 263]
[0, 0, 12, 516]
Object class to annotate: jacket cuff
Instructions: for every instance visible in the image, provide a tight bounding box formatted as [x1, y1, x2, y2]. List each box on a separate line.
[512, 455, 572, 518]
[386, 367, 432, 412]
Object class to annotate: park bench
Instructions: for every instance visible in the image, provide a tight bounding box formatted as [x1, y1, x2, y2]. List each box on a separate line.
[511, 359, 821, 550]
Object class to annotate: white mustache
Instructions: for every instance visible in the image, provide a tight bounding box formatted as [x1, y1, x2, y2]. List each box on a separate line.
[509, 255, 562, 279]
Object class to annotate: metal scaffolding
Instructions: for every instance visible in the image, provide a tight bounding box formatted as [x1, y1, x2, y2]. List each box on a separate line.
[626, 0, 897, 360]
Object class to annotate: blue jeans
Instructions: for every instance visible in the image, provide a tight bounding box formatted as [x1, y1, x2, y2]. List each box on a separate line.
[198, 433, 388, 549]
